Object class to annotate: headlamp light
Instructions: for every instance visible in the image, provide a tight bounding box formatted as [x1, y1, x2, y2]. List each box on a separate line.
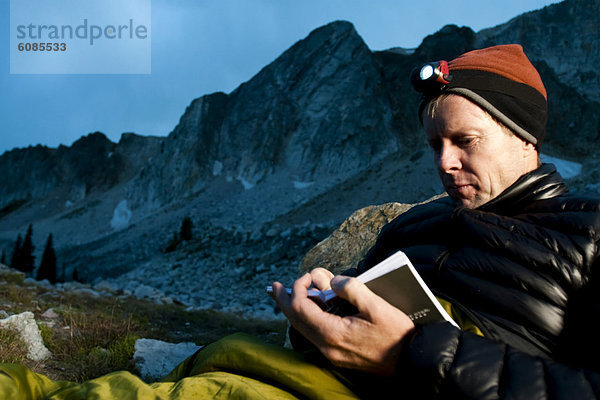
[410, 60, 452, 95]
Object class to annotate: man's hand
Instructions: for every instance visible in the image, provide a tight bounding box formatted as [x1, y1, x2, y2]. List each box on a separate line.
[271, 269, 415, 376]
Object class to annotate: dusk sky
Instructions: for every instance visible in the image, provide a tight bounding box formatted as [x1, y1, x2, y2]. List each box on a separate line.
[1, 0, 561, 154]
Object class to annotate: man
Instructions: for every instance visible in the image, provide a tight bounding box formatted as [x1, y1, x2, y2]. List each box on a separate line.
[2, 44, 598, 400]
[272, 44, 600, 398]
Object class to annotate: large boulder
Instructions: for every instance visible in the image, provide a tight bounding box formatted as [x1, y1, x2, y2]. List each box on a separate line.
[0, 311, 51, 362]
[299, 194, 446, 275]
[133, 338, 202, 381]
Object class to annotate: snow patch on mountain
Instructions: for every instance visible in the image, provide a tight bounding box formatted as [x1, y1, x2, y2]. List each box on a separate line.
[293, 181, 314, 190]
[212, 161, 223, 176]
[110, 200, 132, 230]
[237, 176, 255, 190]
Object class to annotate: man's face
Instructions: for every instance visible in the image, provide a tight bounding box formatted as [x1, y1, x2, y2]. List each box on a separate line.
[423, 95, 537, 209]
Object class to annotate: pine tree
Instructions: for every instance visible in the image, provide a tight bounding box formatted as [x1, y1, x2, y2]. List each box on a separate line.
[180, 217, 193, 241]
[37, 233, 57, 283]
[1, 249, 6, 265]
[72, 268, 80, 282]
[19, 224, 35, 275]
[10, 234, 22, 270]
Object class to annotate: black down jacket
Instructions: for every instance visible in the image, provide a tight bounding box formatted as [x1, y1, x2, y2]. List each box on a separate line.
[355, 163, 600, 398]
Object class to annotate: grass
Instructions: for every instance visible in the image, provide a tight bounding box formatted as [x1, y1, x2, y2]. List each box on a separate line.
[42, 305, 140, 381]
[0, 328, 27, 365]
[0, 275, 287, 382]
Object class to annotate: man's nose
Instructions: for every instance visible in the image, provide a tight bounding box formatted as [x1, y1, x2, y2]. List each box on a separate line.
[437, 144, 462, 173]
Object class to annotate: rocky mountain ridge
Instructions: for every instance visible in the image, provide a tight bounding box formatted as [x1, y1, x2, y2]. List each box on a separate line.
[0, 0, 599, 316]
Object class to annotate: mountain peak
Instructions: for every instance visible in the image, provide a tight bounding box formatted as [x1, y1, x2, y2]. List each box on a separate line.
[414, 24, 476, 61]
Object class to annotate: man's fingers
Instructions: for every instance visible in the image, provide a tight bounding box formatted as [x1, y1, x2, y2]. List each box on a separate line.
[271, 274, 345, 346]
[270, 281, 292, 310]
[310, 268, 334, 291]
[273, 274, 322, 321]
[271, 274, 310, 314]
[290, 273, 312, 299]
[330, 276, 387, 318]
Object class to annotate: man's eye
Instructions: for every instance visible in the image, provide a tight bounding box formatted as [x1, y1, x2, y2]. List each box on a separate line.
[456, 137, 475, 147]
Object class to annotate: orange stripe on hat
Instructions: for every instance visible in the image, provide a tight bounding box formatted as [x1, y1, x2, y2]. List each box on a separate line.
[448, 44, 547, 100]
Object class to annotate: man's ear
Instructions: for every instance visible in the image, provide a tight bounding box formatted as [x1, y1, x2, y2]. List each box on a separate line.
[522, 141, 540, 168]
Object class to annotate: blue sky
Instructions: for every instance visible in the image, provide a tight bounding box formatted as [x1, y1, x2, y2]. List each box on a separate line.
[1, 0, 561, 154]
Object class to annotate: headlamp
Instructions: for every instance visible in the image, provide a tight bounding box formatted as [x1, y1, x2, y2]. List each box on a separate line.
[410, 60, 452, 95]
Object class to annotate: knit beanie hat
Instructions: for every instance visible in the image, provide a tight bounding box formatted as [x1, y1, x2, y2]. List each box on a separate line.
[412, 44, 547, 146]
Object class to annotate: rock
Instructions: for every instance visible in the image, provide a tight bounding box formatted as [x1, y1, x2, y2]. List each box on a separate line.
[0, 264, 25, 285]
[0, 132, 163, 217]
[41, 308, 59, 319]
[0, 311, 51, 361]
[58, 281, 87, 291]
[280, 228, 292, 238]
[265, 228, 278, 237]
[133, 284, 164, 301]
[129, 20, 399, 215]
[72, 288, 100, 297]
[299, 202, 408, 275]
[300, 194, 446, 275]
[133, 338, 202, 381]
[94, 280, 120, 293]
[24, 277, 45, 286]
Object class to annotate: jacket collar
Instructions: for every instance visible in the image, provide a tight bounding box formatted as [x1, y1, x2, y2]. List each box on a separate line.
[477, 163, 568, 214]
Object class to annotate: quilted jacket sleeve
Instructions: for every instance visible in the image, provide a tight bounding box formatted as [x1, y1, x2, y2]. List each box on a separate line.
[404, 322, 600, 399]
